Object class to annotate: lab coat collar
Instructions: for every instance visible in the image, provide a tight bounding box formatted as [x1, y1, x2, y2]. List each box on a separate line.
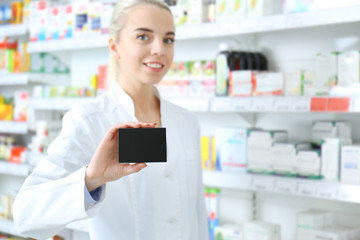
[109, 81, 165, 123]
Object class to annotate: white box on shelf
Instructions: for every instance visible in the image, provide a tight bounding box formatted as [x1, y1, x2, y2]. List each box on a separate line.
[254, 72, 284, 96]
[296, 150, 321, 178]
[315, 52, 338, 95]
[215, 128, 248, 173]
[246, 0, 275, 17]
[272, 143, 311, 175]
[321, 138, 341, 182]
[284, 71, 302, 96]
[229, 70, 254, 97]
[297, 209, 333, 230]
[338, 50, 360, 87]
[341, 145, 360, 185]
[244, 221, 281, 240]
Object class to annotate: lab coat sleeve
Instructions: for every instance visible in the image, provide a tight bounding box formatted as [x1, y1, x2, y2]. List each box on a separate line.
[194, 118, 210, 240]
[13, 109, 105, 240]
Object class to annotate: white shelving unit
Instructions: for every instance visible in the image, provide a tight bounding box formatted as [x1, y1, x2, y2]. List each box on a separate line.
[0, 24, 27, 37]
[203, 171, 360, 204]
[2, 3, 360, 240]
[167, 96, 360, 113]
[0, 161, 32, 177]
[27, 5, 360, 52]
[30, 97, 95, 111]
[0, 121, 28, 134]
[0, 73, 71, 86]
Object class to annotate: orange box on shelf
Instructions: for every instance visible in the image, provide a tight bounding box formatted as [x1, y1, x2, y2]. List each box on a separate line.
[0, 104, 13, 121]
[10, 146, 26, 164]
[310, 97, 328, 112]
[328, 97, 350, 112]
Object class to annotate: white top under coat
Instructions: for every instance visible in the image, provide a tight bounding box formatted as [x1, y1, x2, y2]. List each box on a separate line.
[13, 82, 208, 240]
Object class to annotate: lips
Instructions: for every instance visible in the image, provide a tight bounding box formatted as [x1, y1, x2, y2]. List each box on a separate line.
[144, 62, 164, 69]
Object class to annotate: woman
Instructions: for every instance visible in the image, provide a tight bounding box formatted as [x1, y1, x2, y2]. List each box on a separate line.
[13, 0, 208, 239]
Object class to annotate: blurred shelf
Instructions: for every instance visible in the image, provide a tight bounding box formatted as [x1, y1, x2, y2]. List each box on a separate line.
[28, 35, 109, 53]
[30, 97, 95, 111]
[167, 96, 359, 113]
[0, 73, 70, 86]
[0, 121, 28, 134]
[0, 161, 31, 177]
[0, 24, 27, 37]
[0, 219, 25, 237]
[203, 171, 360, 204]
[27, 5, 360, 52]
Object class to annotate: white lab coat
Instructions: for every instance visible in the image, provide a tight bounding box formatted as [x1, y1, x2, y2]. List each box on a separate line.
[13, 82, 209, 240]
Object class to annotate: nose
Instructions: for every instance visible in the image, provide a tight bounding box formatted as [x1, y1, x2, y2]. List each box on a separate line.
[150, 38, 165, 56]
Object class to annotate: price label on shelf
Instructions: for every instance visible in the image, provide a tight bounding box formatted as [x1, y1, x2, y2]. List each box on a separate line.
[252, 177, 274, 191]
[337, 185, 360, 203]
[350, 96, 360, 112]
[275, 180, 296, 194]
[252, 98, 274, 111]
[291, 97, 310, 112]
[211, 98, 233, 112]
[286, 15, 305, 28]
[231, 98, 252, 111]
[297, 182, 316, 197]
[241, 18, 258, 32]
[274, 98, 292, 111]
[316, 185, 337, 199]
[218, 21, 240, 35]
[258, 15, 286, 31]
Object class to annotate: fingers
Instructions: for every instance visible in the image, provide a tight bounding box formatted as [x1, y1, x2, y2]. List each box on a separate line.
[122, 163, 147, 176]
[108, 122, 157, 141]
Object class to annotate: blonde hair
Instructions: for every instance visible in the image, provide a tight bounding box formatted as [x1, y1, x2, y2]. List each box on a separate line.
[106, 0, 171, 89]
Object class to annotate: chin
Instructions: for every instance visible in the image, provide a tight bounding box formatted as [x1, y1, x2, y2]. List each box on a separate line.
[143, 76, 165, 85]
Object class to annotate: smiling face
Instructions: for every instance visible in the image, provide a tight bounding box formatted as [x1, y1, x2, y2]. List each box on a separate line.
[111, 4, 175, 88]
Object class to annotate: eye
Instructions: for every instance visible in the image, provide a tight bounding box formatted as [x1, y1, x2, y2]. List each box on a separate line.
[137, 35, 149, 41]
[164, 38, 175, 44]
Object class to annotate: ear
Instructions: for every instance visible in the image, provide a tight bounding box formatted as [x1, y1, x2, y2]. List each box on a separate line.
[109, 38, 120, 59]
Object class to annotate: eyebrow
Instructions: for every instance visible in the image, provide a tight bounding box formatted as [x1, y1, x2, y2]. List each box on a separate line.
[133, 27, 175, 36]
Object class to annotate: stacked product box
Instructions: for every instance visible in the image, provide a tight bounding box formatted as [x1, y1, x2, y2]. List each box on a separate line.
[229, 70, 255, 97]
[312, 121, 352, 146]
[244, 221, 281, 240]
[297, 209, 360, 240]
[247, 129, 287, 174]
[159, 60, 215, 97]
[296, 149, 322, 179]
[215, 128, 248, 173]
[29, 1, 114, 42]
[272, 142, 312, 177]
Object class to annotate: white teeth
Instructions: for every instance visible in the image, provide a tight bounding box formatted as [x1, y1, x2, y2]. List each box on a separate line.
[145, 63, 162, 68]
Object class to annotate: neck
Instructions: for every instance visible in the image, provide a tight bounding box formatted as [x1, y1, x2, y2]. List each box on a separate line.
[118, 78, 158, 112]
